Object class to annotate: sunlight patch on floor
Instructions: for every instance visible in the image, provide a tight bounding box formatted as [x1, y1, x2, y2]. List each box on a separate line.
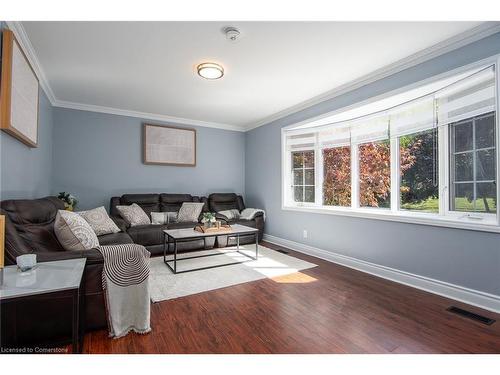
[222, 245, 318, 282]
[272, 272, 318, 284]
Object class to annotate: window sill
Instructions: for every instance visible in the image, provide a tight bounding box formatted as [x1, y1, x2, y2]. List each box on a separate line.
[282, 204, 500, 233]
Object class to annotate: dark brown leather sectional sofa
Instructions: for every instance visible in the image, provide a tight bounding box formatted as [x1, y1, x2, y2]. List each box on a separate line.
[109, 193, 264, 255]
[0, 192, 264, 347]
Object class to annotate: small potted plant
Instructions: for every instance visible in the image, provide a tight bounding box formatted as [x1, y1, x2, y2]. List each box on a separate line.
[201, 212, 216, 228]
[58, 192, 78, 211]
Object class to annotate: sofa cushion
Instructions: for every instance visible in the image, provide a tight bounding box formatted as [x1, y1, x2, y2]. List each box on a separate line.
[78, 206, 121, 236]
[227, 218, 258, 228]
[116, 203, 151, 226]
[0, 196, 66, 252]
[120, 194, 160, 218]
[165, 221, 198, 230]
[98, 232, 134, 246]
[159, 193, 196, 212]
[54, 210, 99, 251]
[209, 193, 245, 212]
[127, 224, 168, 247]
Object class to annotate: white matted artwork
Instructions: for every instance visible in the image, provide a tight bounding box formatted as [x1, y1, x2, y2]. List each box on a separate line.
[143, 124, 196, 166]
[0, 30, 39, 148]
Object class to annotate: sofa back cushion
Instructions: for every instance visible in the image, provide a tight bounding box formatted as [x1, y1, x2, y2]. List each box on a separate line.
[209, 193, 245, 212]
[109, 193, 209, 219]
[160, 193, 197, 212]
[119, 194, 160, 218]
[0, 196, 66, 252]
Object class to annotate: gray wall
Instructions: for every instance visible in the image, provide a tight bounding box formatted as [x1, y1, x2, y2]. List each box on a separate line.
[245, 32, 500, 296]
[52, 108, 246, 210]
[1, 22, 54, 200]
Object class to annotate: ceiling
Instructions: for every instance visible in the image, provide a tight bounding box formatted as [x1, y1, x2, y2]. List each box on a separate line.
[19, 21, 495, 131]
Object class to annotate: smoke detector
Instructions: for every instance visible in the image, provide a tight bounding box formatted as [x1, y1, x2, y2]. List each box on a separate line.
[224, 27, 240, 42]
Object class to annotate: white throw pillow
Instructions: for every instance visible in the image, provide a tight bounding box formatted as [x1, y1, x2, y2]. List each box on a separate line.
[151, 211, 178, 224]
[77, 206, 121, 236]
[54, 210, 99, 251]
[116, 203, 151, 227]
[176, 202, 205, 223]
[217, 209, 240, 220]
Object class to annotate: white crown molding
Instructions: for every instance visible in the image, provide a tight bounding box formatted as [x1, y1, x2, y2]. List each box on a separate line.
[54, 99, 245, 132]
[6, 21, 57, 105]
[245, 21, 500, 131]
[263, 234, 500, 314]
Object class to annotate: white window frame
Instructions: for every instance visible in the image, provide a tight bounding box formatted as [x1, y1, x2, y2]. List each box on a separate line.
[281, 54, 500, 233]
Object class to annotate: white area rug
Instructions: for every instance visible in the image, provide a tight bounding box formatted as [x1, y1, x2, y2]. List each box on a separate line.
[149, 245, 317, 302]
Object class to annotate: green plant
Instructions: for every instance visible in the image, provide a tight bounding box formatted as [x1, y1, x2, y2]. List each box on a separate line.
[58, 192, 78, 209]
[201, 212, 216, 224]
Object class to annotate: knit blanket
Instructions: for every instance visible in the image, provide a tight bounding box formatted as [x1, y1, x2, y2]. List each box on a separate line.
[239, 208, 266, 221]
[97, 244, 151, 338]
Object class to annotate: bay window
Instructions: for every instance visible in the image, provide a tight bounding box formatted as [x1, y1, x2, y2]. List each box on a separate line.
[282, 60, 500, 231]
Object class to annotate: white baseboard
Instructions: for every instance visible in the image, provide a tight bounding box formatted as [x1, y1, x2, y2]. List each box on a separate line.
[263, 234, 500, 314]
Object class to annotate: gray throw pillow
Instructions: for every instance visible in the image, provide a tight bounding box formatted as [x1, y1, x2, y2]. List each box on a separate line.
[78, 206, 121, 236]
[218, 209, 240, 220]
[54, 210, 99, 251]
[176, 202, 205, 223]
[116, 203, 151, 227]
[151, 211, 178, 224]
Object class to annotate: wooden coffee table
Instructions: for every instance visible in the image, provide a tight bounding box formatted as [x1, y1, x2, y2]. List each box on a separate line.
[163, 224, 259, 274]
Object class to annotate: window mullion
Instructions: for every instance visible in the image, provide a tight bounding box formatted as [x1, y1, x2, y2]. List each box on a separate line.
[390, 136, 399, 213]
[440, 124, 449, 216]
[316, 146, 323, 207]
[472, 119, 477, 211]
[351, 143, 359, 209]
[496, 58, 500, 224]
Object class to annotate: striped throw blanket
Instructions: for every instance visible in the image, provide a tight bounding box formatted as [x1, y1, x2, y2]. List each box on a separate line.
[97, 244, 151, 338]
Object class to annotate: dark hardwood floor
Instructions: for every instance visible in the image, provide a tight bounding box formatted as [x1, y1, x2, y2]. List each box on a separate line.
[82, 241, 500, 354]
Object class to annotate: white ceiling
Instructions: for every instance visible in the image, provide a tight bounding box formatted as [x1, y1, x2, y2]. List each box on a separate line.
[20, 21, 493, 130]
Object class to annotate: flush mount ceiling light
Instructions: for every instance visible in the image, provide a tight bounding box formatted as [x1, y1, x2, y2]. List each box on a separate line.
[197, 62, 224, 80]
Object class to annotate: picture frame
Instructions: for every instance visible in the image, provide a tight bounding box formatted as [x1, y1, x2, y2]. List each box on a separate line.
[0, 29, 40, 148]
[143, 123, 196, 166]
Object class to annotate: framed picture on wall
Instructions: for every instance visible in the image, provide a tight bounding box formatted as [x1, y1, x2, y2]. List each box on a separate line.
[0, 29, 39, 148]
[143, 123, 196, 166]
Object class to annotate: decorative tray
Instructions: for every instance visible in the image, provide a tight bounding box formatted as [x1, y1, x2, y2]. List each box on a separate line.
[194, 225, 232, 234]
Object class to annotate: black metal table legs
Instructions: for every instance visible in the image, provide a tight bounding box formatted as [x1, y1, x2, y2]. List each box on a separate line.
[163, 232, 259, 274]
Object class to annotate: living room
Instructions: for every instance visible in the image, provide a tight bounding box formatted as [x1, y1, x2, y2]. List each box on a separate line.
[1, 1, 500, 372]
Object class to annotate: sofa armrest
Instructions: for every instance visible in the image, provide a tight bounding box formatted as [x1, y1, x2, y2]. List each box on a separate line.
[35, 248, 104, 265]
[111, 215, 129, 232]
[215, 213, 230, 223]
[254, 215, 265, 241]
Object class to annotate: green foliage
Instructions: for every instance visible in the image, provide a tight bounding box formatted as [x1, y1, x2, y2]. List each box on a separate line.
[57, 192, 78, 208]
[201, 212, 216, 223]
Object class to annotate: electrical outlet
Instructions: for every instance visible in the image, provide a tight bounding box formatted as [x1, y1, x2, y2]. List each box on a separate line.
[303, 229, 308, 239]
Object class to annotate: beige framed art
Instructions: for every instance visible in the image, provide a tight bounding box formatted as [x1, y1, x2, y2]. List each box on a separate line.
[143, 123, 196, 166]
[0, 29, 39, 148]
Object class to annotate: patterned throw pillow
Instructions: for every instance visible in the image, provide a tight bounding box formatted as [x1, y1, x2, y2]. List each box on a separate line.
[116, 203, 151, 227]
[176, 202, 205, 223]
[151, 211, 178, 224]
[77, 206, 121, 236]
[54, 210, 99, 251]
